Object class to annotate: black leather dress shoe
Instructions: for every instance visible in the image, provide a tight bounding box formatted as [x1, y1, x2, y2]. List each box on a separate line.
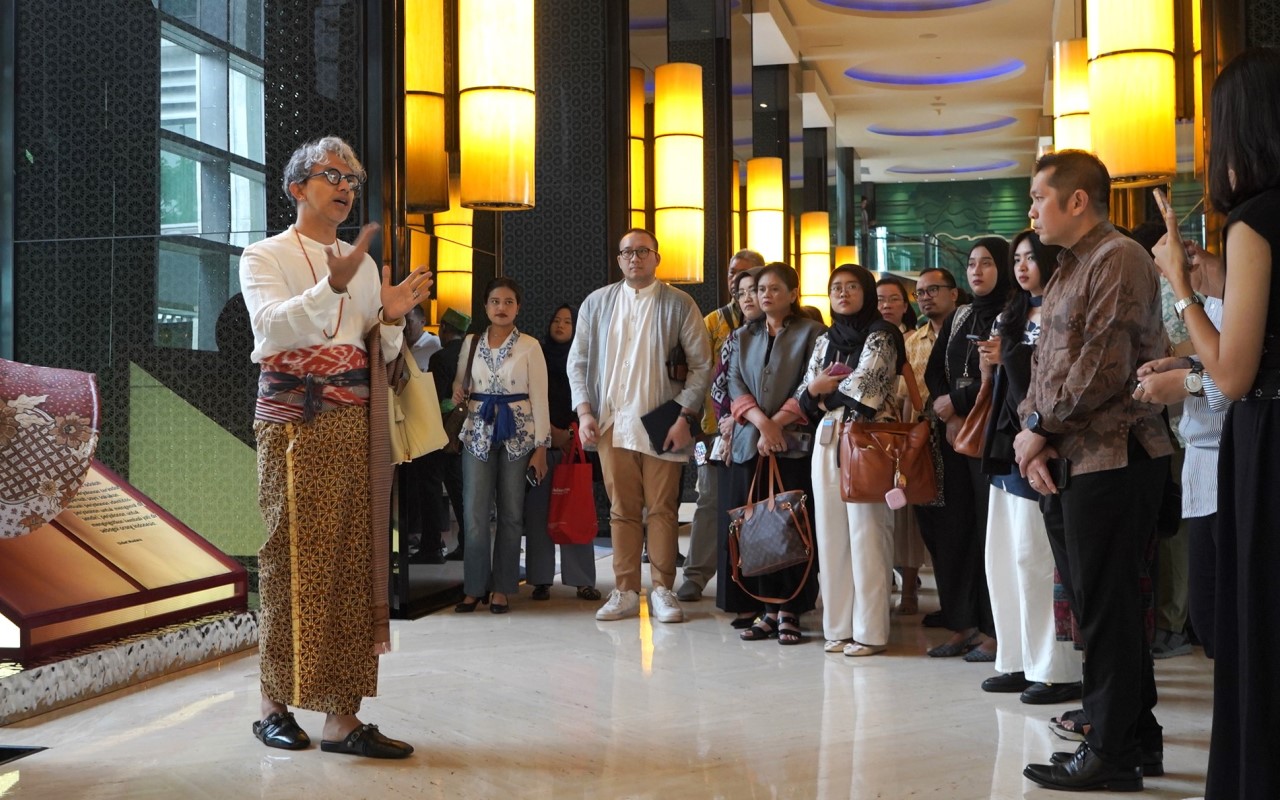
[981, 672, 1031, 693]
[1050, 743, 1164, 777]
[1024, 744, 1142, 792]
[320, 724, 414, 759]
[1020, 681, 1084, 705]
[252, 711, 311, 750]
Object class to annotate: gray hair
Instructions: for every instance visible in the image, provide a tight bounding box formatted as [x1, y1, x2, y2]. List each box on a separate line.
[729, 249, 766, 268]
[281, 136, 366, 200]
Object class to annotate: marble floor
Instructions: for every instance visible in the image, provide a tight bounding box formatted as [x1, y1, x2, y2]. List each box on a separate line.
[0, 548, 1213, 800]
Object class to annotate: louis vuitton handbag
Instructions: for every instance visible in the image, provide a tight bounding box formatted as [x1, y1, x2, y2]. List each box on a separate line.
[727, 455, 814, 604]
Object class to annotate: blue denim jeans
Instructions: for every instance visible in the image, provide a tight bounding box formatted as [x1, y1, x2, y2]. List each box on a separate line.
[461, 444, 531, 597]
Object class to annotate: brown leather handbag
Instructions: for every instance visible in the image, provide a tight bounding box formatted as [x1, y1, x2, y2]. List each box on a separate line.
[952, 375, 993, 458]
[839, 362, 938, 505]
[727, 456, 814, 604]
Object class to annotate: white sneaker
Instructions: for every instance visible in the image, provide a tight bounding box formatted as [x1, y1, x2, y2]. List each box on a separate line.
[649, 587, 685, 623]
[595, 589, 640, 621]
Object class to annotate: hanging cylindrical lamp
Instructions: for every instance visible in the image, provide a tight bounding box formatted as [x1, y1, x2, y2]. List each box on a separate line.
[458, 0, 535, 209]
[799, 211, 831, 322]
[746, 157, 784, 263]
[404, 214, 433, 316]
[834, 244, 859, 266]
[1053, 38, 1091, 153]
[404, 0, 449, 212]
[1086, 0, 1175, 184]
[1191, 0, 1204, 177]
[433, 176, 474, 318]
[732, 160, 742, 254]
[630, 67, 648, 230]
[653, 62, 704, 283]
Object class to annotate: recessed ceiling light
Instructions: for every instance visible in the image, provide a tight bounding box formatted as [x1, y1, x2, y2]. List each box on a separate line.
[759, 103, 768, 108]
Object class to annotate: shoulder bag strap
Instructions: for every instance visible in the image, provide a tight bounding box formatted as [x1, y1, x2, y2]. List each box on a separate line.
[900, 361, 925, 418]
[460, 334, 481, 399]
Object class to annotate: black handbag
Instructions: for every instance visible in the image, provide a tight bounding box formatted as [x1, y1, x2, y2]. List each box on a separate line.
[726, 456, 814, 604]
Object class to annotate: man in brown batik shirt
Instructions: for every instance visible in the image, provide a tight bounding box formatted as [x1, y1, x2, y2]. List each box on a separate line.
[1015, 150, 1174, 793]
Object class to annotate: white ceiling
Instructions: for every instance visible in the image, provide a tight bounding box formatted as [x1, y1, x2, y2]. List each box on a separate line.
[630, 0, 1080, 185]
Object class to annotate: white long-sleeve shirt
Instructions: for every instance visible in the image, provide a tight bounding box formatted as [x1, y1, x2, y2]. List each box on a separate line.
[239, 226, 402, 365]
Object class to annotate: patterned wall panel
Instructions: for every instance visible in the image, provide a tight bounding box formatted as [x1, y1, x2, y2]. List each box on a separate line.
[501, 0, 615, 333]
[13, 0, 160, 471]
[264, 0, 367, 232]
[1248, 0, 1280, 48]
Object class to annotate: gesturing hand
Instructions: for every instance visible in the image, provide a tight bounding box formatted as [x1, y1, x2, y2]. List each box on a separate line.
[325, 223, 380, 292]
[381, 262, 433, 322]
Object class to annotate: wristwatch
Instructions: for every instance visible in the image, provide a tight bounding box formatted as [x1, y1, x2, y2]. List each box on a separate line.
[1025, 410, 1051, 437]
[1174, 294, 1204, 320]
[1184, 362, 1206, 397]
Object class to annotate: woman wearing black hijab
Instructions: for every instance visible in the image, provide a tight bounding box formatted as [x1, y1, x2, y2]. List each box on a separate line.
[922, 236, 1012, 660]
[523, 304, 600, 601]
[798, 264, 907, 657]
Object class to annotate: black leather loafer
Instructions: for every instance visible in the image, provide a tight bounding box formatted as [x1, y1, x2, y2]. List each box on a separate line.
[1050, 743, 1164, 777]
[252, 711, 311, 750]
[921, 611, 946, 628]
[981, 672, 1031, 693]
[320, 724, 414, 759]
[1024, 744, 1142, 792]
[1021, 681, 1084, 705]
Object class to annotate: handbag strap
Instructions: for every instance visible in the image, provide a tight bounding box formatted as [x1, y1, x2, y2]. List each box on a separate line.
[901, 361, 925, 419]
[564, 422, 588, 464]
[459, 333, 481, 399]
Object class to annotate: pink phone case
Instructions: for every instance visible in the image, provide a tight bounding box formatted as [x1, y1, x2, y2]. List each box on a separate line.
[828, 362, 853, 377]
[885, 487, 907, 509]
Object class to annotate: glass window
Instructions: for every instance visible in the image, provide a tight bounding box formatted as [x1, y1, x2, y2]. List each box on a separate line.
[157, 3, 265, 351]
[160, 38, 199, 138]
[160, 149, 201, 232]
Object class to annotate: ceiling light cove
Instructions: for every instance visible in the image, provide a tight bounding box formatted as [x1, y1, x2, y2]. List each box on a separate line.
[886, 159, 1017, 175]
[815, 0, 993, 12]
[868, 115, 1016, 137]
[844, 57, 1024, 86]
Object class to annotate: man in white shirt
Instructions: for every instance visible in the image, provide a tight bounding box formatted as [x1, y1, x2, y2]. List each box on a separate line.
[568, 228, 712, 623]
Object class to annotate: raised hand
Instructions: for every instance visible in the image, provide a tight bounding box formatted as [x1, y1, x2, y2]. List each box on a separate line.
[325, 222, 380, 292]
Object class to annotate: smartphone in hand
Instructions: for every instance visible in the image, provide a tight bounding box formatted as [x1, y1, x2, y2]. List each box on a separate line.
[1152, 187, 1173, 217]
[827, 361, 853, 377]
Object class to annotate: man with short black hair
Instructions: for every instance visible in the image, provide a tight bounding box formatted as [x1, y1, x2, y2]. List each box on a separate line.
[1017, 150, 1173, 792]
[569, 228, 711, 623]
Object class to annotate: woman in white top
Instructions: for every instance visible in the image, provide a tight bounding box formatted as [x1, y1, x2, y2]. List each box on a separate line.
[452, 278, 551, 614]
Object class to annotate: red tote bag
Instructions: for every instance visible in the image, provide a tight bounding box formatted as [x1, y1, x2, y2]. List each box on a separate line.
[547, 426, 598, 545]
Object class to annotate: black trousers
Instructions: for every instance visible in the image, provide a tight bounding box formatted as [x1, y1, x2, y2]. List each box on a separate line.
[1186, 513, 1217, 659]
[400, 449, 464, 554]
[914, 438, 993, 635]
[1040, 441, 1168, 768]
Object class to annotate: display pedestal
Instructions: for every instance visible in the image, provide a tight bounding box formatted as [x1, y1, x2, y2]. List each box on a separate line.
[0, 462, 248, 661]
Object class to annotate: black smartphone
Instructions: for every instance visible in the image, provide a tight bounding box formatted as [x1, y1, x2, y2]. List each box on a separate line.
[526, 466, 540, 487]
[1046, 457, 1071, 490]
[966, 333, 986, 342]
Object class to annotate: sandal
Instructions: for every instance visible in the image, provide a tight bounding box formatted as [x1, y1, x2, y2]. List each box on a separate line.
[777, 614, 803, 646]
[731, 613, 759, 629]
[576, 586, 601, 601]
[1049, 708, 1091, 742]
[740, 614, 779, 641]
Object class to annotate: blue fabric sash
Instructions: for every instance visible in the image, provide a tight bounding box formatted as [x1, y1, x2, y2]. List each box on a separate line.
[471, 392, 529, 443]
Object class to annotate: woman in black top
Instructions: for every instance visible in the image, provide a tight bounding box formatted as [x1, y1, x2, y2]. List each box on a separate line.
[523, 305, 600, 601]
[1151, 47, 1280, 800]
[922, 237, 1011, 659]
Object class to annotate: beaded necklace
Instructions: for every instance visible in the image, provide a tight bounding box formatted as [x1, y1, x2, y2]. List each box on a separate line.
[294, 226, 345, 339]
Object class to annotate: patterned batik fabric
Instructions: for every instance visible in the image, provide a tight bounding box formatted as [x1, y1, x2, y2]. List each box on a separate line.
[0, 359, 100, 538]
[254, 404, 377, 715]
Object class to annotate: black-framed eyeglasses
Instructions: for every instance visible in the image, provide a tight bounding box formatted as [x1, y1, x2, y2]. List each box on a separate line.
[617, 247, 655, 260]
[300, 168, 363, 193]
[912, 285, 952, 299]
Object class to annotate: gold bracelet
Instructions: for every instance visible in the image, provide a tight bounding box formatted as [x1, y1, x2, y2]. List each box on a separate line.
[378, 308, 403, 326]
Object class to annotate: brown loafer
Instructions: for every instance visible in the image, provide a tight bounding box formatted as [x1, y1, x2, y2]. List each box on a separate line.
[252, 711, 311, 750]
[320, 724, 414, 759]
